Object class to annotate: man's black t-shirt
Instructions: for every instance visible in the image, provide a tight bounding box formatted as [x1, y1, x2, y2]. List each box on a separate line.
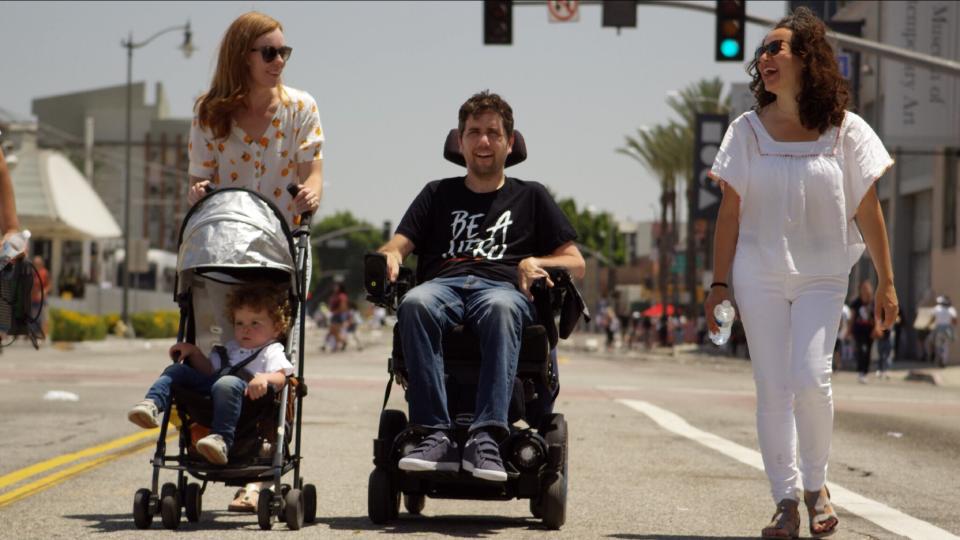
[396, 177, 577, 285]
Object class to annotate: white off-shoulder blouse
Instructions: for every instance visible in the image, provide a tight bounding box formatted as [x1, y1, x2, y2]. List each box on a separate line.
[709, 110, 893, 276]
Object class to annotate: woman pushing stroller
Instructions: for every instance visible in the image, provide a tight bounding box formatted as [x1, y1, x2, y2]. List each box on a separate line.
[127, 283, 293, 465]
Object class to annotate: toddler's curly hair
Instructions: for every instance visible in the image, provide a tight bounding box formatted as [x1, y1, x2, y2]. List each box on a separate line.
[225, 282, 292, 337]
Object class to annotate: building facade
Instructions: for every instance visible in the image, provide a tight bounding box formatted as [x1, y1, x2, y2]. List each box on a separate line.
[824, 1, 960, 363]
[31, 82, 191, 256]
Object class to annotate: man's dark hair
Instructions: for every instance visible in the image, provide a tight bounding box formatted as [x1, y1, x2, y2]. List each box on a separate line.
[458, 90, 514, 137]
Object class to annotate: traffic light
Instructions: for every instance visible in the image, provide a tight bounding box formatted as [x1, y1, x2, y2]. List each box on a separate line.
[484, 0, 512, 45]
[715, 0, 746, 62]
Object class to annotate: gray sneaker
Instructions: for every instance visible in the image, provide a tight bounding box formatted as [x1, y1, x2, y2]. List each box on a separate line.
[398, 430, 460, 472]
[196, 434, 229, 465]
[461, 430, 507, 482]
[127, 399, 160, 429]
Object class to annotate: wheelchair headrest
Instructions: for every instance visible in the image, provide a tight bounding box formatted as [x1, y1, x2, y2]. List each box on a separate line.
[443, 129, 527, 168]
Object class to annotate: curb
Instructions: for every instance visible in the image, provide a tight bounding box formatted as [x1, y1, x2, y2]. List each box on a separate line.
[904, 369, 943, 386]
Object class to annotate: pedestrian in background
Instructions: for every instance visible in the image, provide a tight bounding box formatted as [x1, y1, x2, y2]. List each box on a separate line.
[183, 10, 324, 514]
[849, 280, 876, 384]
[324, 282, 349, 352]
[703, 7, 898, 538]
[31, 255, 52, 340]
[832, 303, 852, 372]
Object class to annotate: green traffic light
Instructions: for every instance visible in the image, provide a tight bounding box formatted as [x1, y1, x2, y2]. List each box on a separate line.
[720, 38, 740, 58]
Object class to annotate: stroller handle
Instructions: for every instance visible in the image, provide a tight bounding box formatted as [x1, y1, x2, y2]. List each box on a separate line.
[286, 183, 314, 229]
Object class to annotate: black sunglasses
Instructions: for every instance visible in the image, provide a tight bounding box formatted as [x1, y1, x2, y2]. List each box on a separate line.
[754, 40, 785, 60]
[250, 45, 292, 63]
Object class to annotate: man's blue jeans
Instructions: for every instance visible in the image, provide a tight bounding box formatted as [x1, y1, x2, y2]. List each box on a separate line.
[397, 275, 535, 436]
[145, 363, 246, 449]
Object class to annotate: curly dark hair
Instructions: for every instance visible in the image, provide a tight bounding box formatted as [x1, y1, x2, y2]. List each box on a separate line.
[458, 90, 514, 137]
[747, 6, 849, 133]
[225, 282, 292, 337]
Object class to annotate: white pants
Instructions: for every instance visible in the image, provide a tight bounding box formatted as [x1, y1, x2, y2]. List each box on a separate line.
[733, 252, 847, 503]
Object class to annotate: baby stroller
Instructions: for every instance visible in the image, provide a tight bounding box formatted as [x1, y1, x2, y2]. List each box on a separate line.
[363, 130, 589, 529]
[130, 185, 315, 531]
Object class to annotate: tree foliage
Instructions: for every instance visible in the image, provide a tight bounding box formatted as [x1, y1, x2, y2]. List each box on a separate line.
[310, 211, 384, 301]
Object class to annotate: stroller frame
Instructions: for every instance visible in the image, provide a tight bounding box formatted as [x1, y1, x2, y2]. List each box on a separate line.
[131, 186, 315, 531]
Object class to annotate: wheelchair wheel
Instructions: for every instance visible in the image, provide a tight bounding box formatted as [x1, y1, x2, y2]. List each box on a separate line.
[257, 487, 275, 530]
[540, 473, 567, 530]
[403, 493, 425, 515]
[378, 409, 408, 445]
[184, 482, 202, 523]
[367, 467, 399, 524]
[539, 413, 568, 529]
[132, 488, 153, 529]
[529, 496, 543, 519]
[303, 482, 317, 523]
[284, 488, 304, 530]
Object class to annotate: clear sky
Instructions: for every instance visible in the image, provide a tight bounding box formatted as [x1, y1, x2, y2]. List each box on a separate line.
[2, 0, 787, 227]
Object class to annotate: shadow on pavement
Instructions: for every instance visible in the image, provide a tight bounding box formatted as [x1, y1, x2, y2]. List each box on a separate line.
[316, 514, 543, 536]
[63, 510, 322, 532]
[608, 535, 758, 540]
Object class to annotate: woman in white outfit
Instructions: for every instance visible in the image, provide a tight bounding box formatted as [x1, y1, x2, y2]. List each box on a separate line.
[703, 7, 898, 538]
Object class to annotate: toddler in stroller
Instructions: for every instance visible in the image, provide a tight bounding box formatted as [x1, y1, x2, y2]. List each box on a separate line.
[127, 186, 316, 531]
[127, 283, 293, 465]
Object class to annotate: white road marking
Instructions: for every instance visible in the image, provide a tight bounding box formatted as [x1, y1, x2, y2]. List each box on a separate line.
[600, 385, 960, 406]
[618, 399, 960, 540]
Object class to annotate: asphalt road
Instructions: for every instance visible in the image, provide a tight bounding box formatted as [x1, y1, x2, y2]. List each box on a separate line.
[0, 329, 958, 539]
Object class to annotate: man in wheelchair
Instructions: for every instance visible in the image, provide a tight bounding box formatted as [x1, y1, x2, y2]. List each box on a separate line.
[376, 91, 585, 483]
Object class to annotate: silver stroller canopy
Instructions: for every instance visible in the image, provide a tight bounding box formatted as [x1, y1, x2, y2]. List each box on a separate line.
[177, 189, 295, 281]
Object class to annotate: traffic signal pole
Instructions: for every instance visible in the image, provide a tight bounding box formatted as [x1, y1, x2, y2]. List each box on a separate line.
[506, 0, 960, 78]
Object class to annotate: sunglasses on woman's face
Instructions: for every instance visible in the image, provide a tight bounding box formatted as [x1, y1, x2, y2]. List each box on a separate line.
[250, 45, 292, 63]
[755, 40, 785, 61]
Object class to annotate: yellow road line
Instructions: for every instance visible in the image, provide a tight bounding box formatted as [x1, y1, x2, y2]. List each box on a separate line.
[0, 437, 154, 507]
[0, 429, 161, 490]
[0, 431, 178, 508]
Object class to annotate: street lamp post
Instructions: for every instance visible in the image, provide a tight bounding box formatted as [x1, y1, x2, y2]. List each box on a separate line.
[120, 22, 195, 331]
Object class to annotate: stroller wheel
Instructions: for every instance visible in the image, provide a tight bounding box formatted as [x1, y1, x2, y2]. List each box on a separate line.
[257, 487, 275, 530]
[160, 488, 182, 530]
[184, 483, 202, 523]
[132, 488, 153, 529]
[303, 483, 317, 523]
[284, 488, 304, 530]
[160, 482, 177, 501]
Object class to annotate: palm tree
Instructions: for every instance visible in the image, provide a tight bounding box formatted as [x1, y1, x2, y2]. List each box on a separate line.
[665, 78, 731, 318]
[618, 123, 686, 345]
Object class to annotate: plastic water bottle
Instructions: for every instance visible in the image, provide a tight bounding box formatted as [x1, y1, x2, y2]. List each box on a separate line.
[709, 300, 736, 346]
[0, 230, 30, 269]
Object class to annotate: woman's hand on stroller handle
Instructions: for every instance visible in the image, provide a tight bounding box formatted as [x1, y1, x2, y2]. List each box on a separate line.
[187, 179, 215, 206]
[287, 183, 318, 218]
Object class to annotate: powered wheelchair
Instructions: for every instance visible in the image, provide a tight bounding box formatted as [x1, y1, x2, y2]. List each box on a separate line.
[363, 129, 589, 529]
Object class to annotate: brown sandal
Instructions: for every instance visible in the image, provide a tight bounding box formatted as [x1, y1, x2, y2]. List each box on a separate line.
[804, 486, 840, 538]
[761, 499, 800, 539]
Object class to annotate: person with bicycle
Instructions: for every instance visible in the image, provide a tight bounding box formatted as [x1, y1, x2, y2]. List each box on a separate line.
[931, 296, 957, 367]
